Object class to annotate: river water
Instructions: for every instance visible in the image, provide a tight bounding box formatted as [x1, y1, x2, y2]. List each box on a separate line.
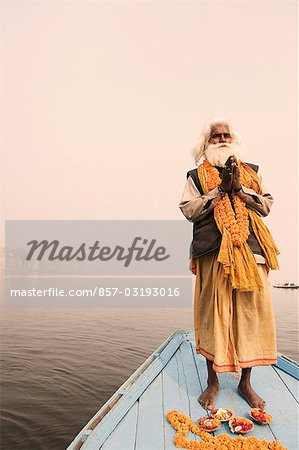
[0, 288, 298, 450]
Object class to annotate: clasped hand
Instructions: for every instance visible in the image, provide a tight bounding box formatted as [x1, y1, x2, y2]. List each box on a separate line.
[219, 155, 242, 194]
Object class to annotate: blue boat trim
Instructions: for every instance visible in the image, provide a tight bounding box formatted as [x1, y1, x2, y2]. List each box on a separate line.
[275, 353, 299, 381]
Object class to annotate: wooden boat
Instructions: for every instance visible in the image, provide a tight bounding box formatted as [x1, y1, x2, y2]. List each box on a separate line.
[273, 282, 299, 289]
[66, 330, 299, 450]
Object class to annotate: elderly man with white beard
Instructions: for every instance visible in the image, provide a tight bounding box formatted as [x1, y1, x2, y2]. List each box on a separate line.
[179, 120, 279, 411]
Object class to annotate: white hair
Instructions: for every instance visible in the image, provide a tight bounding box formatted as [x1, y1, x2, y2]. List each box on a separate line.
[192, 118, 242, 166]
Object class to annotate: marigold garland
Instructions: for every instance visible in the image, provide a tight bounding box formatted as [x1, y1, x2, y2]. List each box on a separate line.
[167, 410, 287, 450]
[197, 160, 279, 291]
[202, 160, 250, 248]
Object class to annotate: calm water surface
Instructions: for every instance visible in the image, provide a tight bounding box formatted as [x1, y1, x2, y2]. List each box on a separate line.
[1, 288, 298, 450]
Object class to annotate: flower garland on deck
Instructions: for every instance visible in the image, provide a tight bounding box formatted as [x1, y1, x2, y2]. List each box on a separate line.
[167, 410, 287, 450]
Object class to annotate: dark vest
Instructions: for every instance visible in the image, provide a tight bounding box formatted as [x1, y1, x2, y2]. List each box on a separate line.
[187, 163, 264, 258]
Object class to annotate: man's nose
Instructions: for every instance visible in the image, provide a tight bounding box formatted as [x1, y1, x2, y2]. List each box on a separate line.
[219, 134, 226, 142]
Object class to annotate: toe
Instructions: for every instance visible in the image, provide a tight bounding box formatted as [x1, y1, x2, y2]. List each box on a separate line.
[203, 400, 209, 409]
[259, 400, 266, 410]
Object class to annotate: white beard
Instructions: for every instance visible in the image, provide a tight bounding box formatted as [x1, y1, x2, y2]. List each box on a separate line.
[205, 143, 242, 167]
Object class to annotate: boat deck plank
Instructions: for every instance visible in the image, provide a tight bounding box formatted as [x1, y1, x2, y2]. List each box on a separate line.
[135, 372, 164, 450]
[162, 351, 193, 449]
[175, 341, 205, 441]
[273, 366, 299, 402]
[100, 401, 138, 450]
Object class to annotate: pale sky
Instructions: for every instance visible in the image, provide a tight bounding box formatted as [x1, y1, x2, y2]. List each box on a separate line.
[1, 0, 297, 281]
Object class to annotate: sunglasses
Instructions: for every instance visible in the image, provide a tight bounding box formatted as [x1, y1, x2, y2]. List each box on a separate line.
[211, 133, 231, 139]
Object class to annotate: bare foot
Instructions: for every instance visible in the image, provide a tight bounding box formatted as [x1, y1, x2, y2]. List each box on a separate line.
[198, 383, 219, 410]
[238, 383, 266, 410]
